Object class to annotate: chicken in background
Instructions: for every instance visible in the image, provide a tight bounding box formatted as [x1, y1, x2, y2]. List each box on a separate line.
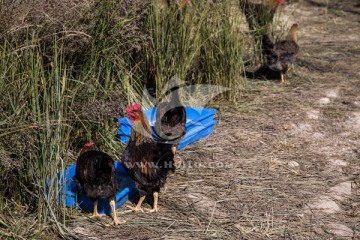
[154, 85, 186, 155]
[261, 23, 299, 83]
[240, 0, 283, 36]
[121, 104, 175, 213]
[75, 142, 124, 225]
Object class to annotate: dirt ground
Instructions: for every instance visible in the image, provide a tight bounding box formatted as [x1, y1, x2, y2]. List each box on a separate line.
[67, 1, 360, 239]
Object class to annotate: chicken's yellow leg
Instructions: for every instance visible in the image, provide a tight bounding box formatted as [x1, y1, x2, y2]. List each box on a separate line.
[109, 198, 126, 225]
[91, 199, 105, 218]
[280, 72, 285, 84]
[128, 195, 146, 212]
[146, 192, 159, 213]
[171, 144, 178, 155]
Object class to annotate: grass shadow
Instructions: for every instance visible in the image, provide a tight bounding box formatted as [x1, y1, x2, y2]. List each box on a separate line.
[244, 66, 281, 82]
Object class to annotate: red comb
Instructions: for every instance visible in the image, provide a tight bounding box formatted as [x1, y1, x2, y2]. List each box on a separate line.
[276, 0, 283, 5]
[84, 142, 94, 147]
[126, 104, 142, 114]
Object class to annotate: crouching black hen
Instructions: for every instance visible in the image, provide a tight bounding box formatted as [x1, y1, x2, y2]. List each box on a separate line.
[261, 23, 299, 83]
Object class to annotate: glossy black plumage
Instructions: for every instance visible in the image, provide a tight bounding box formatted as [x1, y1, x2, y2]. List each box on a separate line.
[75, 150, 117, 201]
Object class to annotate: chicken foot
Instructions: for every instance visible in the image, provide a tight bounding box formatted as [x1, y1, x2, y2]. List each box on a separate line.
[109, 198, 126, 225]
[91, 199, 106, 218]
[127, 195, 146, 213]
[146, 192, 159, 213]
[280, 72, 285, 84]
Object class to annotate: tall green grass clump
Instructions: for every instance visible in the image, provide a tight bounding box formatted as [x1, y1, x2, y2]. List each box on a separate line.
[141, 0, 246, 103]
[199, 1, 246, 101]
[140, 0, 205, 96]
[0, 0, 148, 238]
[0, 36, 76, 238]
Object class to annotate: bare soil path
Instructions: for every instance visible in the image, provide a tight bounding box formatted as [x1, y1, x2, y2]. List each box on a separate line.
[68, 1, 360, 239]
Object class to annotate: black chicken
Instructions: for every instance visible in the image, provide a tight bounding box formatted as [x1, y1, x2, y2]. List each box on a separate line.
[121, 104, 175, 213]
[75, 142, 124, 225]
[261, 23, 299, 83]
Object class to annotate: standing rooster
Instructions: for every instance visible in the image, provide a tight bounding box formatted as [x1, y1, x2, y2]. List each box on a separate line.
[154, 86, 186, 155]
[121, 104, 175, 213]
[75, 142, 124, 225]
[261, 23, 299, 83]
